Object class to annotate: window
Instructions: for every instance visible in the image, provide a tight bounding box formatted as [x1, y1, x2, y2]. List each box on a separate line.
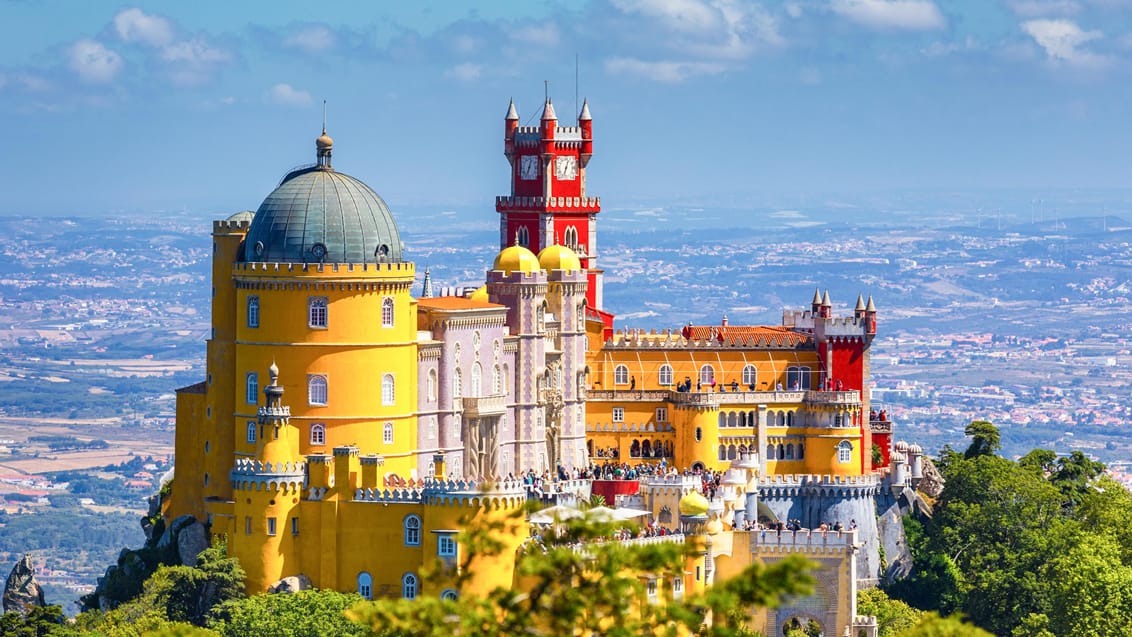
[404, 515, 421, 546]
[699, 364, 715, 386]
[383, 422, 394, 445]
[358, 572, 372, 600]
[656, 407, 668, 423]
[310, 424, 325, 446]
[381, 297, 394, 328]
[428, 369, 437, 401]
[402, 573, 418, 600]
[695, 427, 703, 442]
[536, 304, 545, 332]
[517, 226, 529, 247]
[742, 364, 757, 387]
[471, 363, 482, 397]
[246, 422, 257, 444]
[291, 517, 299, 536]
[838, 440, 853, 463]
[246, 372, 258, 404]
[612, 407, 625, 423]
[441, 589, 458, 601]
[245, 516, 252, 535]
[382, 374, 395, 405]
[438, 535, 457, 557]
[267, 517, 277, 536]
[647, 579, 657, 598]
[673, 578, 683, 593]
[308, 296, 328, 328]
[565, 225, 579, 249]
[658, 364, 673, 386]
[786, 366, 811, 390]
[614, 365, 629, 385]
[247, 295, 259, 328]
[308, 375, 328, 406]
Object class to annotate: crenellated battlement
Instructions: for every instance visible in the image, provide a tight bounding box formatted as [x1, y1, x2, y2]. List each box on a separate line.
[232, 261, 416, 278]
[495, 195, 601, 212]
[352, 478, 529, 508]
[601, 327, 812, 350]
[231, 458, 305, 475]
[213, 219, 252, 233]
[230, 458, 306, 492]
[754, 528, 860, 554]
[758, 473, 881, 498]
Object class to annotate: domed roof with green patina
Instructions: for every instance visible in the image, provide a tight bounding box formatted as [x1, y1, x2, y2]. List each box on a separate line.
[242, 130, 403, 264]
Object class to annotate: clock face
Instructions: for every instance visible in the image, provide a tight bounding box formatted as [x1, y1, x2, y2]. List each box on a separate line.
[555, 156, 578, 180]
[520, 156, 539, 181]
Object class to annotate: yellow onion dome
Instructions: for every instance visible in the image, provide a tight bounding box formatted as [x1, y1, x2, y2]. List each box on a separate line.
[537, 244, 582, 272]
[679, 491, 710, 517]
[493, 245, 540, 275]
[470, 285, 489, 303]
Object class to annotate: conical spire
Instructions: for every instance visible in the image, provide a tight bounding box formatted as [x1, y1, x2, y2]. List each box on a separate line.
[579, 98, 591, 121]
[855, 293, 866, 311]
[866, 295, 876, 312]
[812, 288, 822, 305]
[421, 267, 433, 298]
[821, 290, 832, 307]
[506, 98, 518, 121]
[541, 97, 557, 121]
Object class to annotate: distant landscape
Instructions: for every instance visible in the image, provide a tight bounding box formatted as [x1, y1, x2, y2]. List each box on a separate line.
[3, 191, 1132, 605]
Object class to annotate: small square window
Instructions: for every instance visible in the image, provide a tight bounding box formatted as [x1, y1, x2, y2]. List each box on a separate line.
[438, 535, 457, 557]
[308, 296, 328, 328]
[612, 407, 625, 423]
[655, 407, 668, 423]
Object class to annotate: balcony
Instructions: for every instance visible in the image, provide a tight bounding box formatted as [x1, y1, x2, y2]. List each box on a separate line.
[869, 419, 893, 434]
[802, 390, 861, 407]
[461, 394, 507, 418]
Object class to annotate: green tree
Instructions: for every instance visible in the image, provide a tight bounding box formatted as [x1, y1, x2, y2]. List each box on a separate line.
[961, 421, 999, 459]
[896, 613, 993, 637]
[1044, 533, 1132, 637]
[347, 506, 813, 637]
[858, 587, 923, 637]
[209, 590, 366, 637]
[1050, 451, 1106, 510]
[0, 605, 66, 637]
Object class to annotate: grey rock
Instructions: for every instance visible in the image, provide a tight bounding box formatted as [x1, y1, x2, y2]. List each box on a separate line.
[177, 520, 209, 567]
[878, 497, 914, 583]
[916, 456, 945, 499]
[268, 574, 313, 594]
[3, 554, 46, 615]
[157, 514, 198, 556]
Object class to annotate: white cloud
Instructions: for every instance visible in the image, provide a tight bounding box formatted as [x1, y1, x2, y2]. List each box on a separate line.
[511, 24, 561, 47]
[68, 39, 123, 84]
[921, 35, 979, 56]
[267, 83, 312, 106]
[284, 26, 336, 53]
[605, 57, 726, 81]
[1021, 18, 1108, 66]
[611, 0, 783, 65]
[113, 8, 174, 47]
[444, 63, 482, 82]
[160, 38, 229, 65]
[1006, 0, 1082, 15]
[830, 0, 946, 30]
[612, 0, 721, 34]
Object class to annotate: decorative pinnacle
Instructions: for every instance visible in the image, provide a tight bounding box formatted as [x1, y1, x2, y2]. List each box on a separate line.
[866, 295, 876, 312]
[506, 98, 519, 120]
[541, 97, 557, 121]
[268, 360, 279, 385]
[855, 294, 866, 311]
[579, 98, 591, 121]
[821, 290, 832, 307]
[812, 288, 822, 305]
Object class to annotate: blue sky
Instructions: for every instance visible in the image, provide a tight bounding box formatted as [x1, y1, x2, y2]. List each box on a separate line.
[2, 0, 1131, 218]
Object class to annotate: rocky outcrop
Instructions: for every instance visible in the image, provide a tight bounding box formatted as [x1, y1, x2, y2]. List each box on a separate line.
[3, 554, 46, 614]
[268, 574, 313, 594]
[177, 520, 209, 567]
[915, 456, 945, 499]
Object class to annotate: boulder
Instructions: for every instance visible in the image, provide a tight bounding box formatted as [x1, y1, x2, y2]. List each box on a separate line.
[915, 456, 945, 499]
[3, 554, 46, 615]
[268, 574, 313, 594]
[177, 520, 209, 567]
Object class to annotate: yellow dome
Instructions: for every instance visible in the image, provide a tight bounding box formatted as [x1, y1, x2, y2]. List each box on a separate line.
[493, 245, 540, 275]
[678, 491, 710, 517]
[470, 285, 489, 303]
[537, 244, 582, 272]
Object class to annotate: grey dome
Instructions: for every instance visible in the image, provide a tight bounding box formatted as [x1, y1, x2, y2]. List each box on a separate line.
[242, 166, 403, 264]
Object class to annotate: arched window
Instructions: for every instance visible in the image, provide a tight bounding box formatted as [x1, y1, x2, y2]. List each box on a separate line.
[502, 364, 510, 394]
[245, 372, 258, 405]
[786, 412, 795, 427]
[728, 412, 737, 428]
[492, 365, 502, 395]
[630, 439, 641, 457]
[310, 424, 325, 446]
[727, 444, 737, 460]
[718, 444, 726, 460]
[658, 364, 673, 386]
[383, 422, 394, 445]
[777, 443, 785, 460]
[357, 572, 372, 600]
[246, 296, 259, 328]
[453, 368, 462, 400]
[402, 573, 418, 600]
[441, 589, 458, 601]
[798, 443, 805, 459]
[517, 226, 529, 248]
[741, 364, 757, 387]
[471, 363, 482, 397]
[403, 515, 421, 546]
[614, 365, 629, 385]
[536, 304, 546, 332]
[246, 422, 257, 444]
[838, 440, 853, 464]
[308, 375, 328, 406]
[381, 297, 395, 328]
[564, 225, 579, 249]
[695, 427, 702, 442]
[767, 444, 775, 459]
[427, 369, 437, 401]
[699, 364, 714, 386]
[785, 443, 795, 459]
[382, 374, 395, 406]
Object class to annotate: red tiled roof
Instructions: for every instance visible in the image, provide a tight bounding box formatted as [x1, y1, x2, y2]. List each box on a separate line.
[417, 296, 502, 310]
[681, 325, 811, 347]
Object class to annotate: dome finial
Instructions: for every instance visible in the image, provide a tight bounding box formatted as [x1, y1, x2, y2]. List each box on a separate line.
[316, 100, 333, 169]
[269, 359, 280, 385]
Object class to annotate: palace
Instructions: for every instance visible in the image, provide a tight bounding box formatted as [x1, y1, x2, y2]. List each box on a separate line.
[163, 95, 924, 636]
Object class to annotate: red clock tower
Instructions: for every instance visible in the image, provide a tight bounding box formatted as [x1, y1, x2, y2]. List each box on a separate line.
[498, 96, 611, 331]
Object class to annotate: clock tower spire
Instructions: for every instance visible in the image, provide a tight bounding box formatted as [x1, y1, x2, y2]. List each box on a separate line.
[497, 93, 608, 330]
